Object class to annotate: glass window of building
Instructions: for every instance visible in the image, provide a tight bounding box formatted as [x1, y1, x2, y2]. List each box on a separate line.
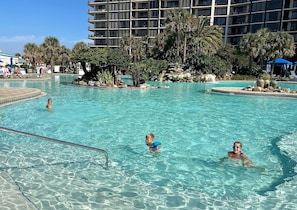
[250, 24, 263, 33]
[266, 11, 280, 21]
[198, 0, 211, 6]
[119, 3, 129, 10]
[196, 9, 211, 16]
[97, 5, 106, 10]
[230, 36, 240, 45]
[266, 23, 280, 32]
[119, 21, 129, 28]
[167, 1, 179, 8]
[232, 0, 249, 3]
[150, 10, 159, 18]
[109, 21, 118, 29]
[109, 12, 118, 20]
[108, 39, 118, 46]
[139, 3, 148, 9]
[216, 0, 227, 5]
[118, 12, 129, 19]
[95, 39, 107, 45]
[138, 11, 148, 18]
[215, 7, 227, 15]
[251, 13, 264, 22]
[290, 22, 297, 31]
[150, 1, 159, 9]
[251, 2, 265, 12]
[232, 16, 246, 24]
[233, 6, 247, 14]
[95, 31, 106, 37]
[96, 22, 106, 28]
[294, 0, 297, 7]
[214, 17, 226, 25]
[110, 3, 118, 11]
[149, 29, 158, 37]
[292, 11, 297, 19]
[266, 0, 282, 10]
[119, 30, 130, 37]
[149, 20, 158, 27]
[109, 30, 118, 37]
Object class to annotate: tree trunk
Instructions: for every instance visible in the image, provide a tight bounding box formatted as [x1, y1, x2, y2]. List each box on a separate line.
[183, 36, 187, 64]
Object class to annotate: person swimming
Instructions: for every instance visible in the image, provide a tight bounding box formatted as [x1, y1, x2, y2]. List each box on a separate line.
[46, 98, 52, 110]
[221, 141, 253, 167]
[145, 133, 161, 152]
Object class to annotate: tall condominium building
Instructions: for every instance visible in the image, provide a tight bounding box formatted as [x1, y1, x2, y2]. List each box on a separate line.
[88, 0, 297, 48]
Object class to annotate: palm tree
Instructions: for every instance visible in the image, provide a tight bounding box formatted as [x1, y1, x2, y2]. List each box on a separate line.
[23, 43, 39, 71]
[58, 46, 71, 72]
[266, 31, 295, 78]
[40, 36, 61, 73]
[119, 34, 148, 86]
[240, 28, 295, 78]
[71, 42, 89, 74]
[191, 16, 223, 56]
[166, 8, 190, 62]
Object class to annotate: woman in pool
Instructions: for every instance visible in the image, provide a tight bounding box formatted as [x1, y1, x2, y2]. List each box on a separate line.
[222, 141, 253, 167]
[46, 98, 53, 110]
[145, 133, 161, 152]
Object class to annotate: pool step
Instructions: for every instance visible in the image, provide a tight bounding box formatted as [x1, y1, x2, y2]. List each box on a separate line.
[0, 171, 37, 210]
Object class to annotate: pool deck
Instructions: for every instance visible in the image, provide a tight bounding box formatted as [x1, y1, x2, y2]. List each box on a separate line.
[211, 87, 297, 98]
[0, 87, 46, 107]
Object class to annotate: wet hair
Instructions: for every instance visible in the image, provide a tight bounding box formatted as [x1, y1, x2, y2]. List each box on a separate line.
[233, 141, 242, 148]
[146, 133, 155, 139]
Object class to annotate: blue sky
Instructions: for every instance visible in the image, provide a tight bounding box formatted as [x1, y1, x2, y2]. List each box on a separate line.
[0, 0, 90, 55]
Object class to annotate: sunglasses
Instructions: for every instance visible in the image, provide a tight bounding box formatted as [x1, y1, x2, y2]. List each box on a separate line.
[233, 146, 241, 150]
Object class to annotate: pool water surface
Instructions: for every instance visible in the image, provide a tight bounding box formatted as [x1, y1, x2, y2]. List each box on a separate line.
[0, 76, 297, 209]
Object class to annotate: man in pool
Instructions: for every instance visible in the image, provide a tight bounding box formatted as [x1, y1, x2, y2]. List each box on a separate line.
[221, 141, 253, 167]
[145, 133, 161, 152]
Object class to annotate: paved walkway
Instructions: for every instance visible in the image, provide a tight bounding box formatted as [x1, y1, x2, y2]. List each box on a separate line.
[0, 87, 45, 107]
[211, 87, 297, 98]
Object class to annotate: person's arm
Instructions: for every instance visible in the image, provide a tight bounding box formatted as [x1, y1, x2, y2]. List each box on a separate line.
[241, 154, 253, 167]
[220, 152, 230, 164]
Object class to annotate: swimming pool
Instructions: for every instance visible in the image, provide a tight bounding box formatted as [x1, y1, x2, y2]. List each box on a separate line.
[1, 76, 297, 209]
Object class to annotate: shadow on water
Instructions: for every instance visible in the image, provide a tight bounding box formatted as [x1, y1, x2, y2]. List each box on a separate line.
[257, 134, 297, 196]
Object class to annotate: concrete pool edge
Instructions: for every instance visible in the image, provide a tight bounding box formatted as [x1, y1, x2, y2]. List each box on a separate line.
[211, 87, 297, 98]
[0, 88, 46, 107]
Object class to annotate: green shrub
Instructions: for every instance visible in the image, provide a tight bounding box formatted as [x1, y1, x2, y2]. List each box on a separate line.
[231, 74, 256, 80]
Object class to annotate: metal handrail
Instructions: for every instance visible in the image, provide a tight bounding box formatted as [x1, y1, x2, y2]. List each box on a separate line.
[0, 126, 109, 169]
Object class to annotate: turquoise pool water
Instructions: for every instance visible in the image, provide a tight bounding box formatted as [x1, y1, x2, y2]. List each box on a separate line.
[0, 76, 297, 209]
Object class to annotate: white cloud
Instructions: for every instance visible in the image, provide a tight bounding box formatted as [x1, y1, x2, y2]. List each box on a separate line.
[0, 35, 43, 43]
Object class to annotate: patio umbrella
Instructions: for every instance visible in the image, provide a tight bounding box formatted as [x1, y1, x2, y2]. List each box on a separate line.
[10, 57, 14, 69]
[267, 58, 292, 65]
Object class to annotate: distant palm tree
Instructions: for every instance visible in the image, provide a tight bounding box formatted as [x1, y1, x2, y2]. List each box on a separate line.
[119, 34, 148, 86]
[166, 8, 190, 62]
[58, 46, 71, 72]
[71, 42, 89, 74]
[40, 36, 61, 73]
[23, 43, 39, 71]
[240, 28, 295, 78]
[165, 9, 223, 64]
